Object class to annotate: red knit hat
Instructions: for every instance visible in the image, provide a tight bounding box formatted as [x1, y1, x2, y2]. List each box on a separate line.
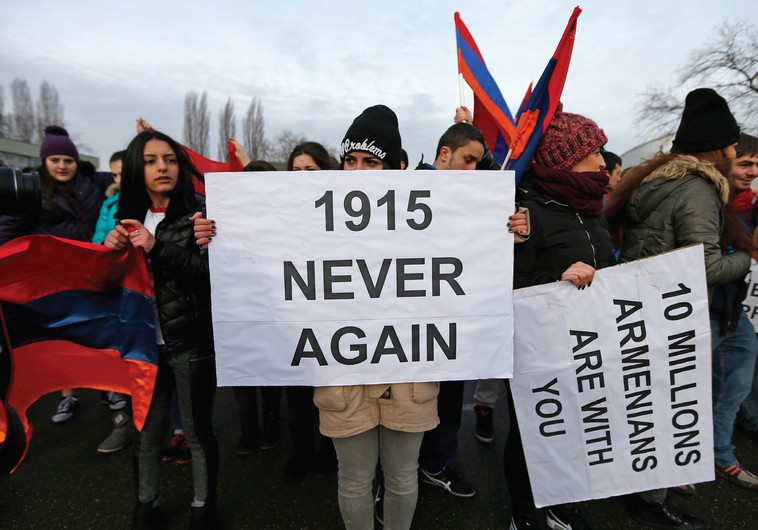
[533, 104, 607, 170]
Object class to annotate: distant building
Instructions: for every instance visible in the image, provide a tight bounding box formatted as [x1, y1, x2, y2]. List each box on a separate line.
[620, 133, 674, 168]
[0, 137, 99, 170]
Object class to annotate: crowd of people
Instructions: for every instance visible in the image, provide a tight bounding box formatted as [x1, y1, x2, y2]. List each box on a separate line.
[1, 85, 757, 530]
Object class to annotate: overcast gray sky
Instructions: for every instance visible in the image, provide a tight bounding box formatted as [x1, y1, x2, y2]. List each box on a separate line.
[1, 0, 751, 168]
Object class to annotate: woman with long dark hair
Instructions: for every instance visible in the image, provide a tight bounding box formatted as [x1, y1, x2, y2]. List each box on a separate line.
[104, 130, 218, 530]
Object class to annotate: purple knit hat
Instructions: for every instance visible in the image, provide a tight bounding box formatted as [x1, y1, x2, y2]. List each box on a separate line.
[533, 104, 607, 170]
[39, 125, 79, 163]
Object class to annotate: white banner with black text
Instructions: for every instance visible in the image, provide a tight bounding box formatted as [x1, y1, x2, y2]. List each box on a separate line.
[205, 170, 514, 387]
[511, 245, 714, 507]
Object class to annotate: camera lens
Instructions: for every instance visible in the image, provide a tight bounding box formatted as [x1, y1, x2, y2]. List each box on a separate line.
[0, 167, 41, 216]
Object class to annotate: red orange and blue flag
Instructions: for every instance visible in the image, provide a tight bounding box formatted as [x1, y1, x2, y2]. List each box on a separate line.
[0, 236, 159, 457]
[454, 12, 517, 164]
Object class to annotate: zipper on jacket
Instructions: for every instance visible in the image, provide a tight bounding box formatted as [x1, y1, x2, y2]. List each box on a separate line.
[574, 212, 597, 269]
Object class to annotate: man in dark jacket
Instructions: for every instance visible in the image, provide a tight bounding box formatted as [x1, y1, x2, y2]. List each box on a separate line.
[607, 88, 752, 530]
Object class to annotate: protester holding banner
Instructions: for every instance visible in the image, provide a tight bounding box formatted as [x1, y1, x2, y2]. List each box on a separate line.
[0, 125, 112, 424]
[606, 88, 752, 528]
[312, 104, 439, 530]
[729, 133, 758, 442]
[507, 104, 615, 530]
[412, 122, 487, 499]
[104, 130, 218, 529]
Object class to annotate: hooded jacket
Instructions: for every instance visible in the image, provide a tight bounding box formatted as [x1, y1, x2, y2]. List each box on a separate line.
[620, 155, 750, 289]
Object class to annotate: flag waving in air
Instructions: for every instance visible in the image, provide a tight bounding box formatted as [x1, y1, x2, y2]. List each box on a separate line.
[182, 139, 244, 197]
[0, 236, 159, 465]
[454, 12, 517, 164]
[507, 7, 582, 181]
[454, 8, 582, 181]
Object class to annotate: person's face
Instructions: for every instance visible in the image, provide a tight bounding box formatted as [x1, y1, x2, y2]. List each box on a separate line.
[606, 163, 621, 191]
[728, 153, 758, 192]
[45, 155, 77, 182]
[143, 139, 179, 199]
[439, 141, 485, 171]
[343, 151, 384, 171]
[110, 159, 123, 186]
[292, 153, 321, 171]
[571, 150, 605, 173]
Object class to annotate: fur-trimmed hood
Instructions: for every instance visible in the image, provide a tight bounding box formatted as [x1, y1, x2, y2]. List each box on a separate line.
[642, 154, 730, 204]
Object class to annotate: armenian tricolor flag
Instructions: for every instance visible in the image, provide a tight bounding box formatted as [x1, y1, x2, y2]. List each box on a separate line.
[0, 236, 159, 457]
[454, 12, 517, 164]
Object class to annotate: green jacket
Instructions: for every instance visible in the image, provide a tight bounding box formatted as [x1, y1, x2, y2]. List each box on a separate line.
[620, 154, 750, 287]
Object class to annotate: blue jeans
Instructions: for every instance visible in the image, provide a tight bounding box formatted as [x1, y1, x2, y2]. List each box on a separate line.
[711, 313, 758, 466]
[135, 348, 219, 504]
[739, 340, 758, 431]
[332, 427, 424, 530]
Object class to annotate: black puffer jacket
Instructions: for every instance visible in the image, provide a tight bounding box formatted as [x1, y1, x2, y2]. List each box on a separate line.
[514, 173, 616, 288]
[145, 208, 214, 359]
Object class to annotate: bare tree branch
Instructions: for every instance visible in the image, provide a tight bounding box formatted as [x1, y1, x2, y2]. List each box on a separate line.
[217, 98, 236, 162]
[636, 19, 758, 139]
[36, 81, 64, 142]
[271, 129, 307, 166]
[183, 91, 211, 156]
[11, 79, 35, 142]
[243, 97, 268, 161]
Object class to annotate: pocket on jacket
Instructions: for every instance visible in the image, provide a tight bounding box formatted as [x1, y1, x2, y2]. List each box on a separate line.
[410, 382, 439, 404]
[313, 386, 349, 412]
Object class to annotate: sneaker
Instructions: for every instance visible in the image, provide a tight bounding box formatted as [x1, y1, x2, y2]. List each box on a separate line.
[374, 483, 384, 526]
[52, 395, 78, 423]
[474, 405, 495, 443]
[97, 411, 133, 453]
[546, 504, 591, 530]
[420, 466, 476, 497]
[631, 498, 705, 530]
[176, 437, 192, 464]
[716, 463, 758, 489]
[161, 434, 185, 463]
[107, 392, 127, 411]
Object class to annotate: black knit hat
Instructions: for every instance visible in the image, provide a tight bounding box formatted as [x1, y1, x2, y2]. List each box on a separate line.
[672, 88, 740, 153]
[340, 105, 402, 170]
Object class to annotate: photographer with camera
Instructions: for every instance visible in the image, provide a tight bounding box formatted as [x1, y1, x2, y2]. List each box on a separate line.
[0, 125, 112, 424]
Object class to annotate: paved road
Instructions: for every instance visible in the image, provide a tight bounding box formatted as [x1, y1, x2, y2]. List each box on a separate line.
[2, 382, 757, 529]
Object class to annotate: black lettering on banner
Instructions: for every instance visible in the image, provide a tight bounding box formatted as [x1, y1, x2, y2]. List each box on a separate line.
[284, 261, 316, 300]
[615, 298, 658, 472]
[314, 189, 433, 232]
[324, 260, 354, 300]
[532, 378, 566, 437]
[396, 258, 425, 297]
[426, 323, 457, 361]
[371, 326, 407, 364]
[664, 283, 702, 468]
[332, 326, 368, 365]
[357, 259, 392, 298]
[291, 329, 328, 366]
[432, 257, 465, 296]
[283, 258, 466, 301]
[581, 397, 614, 466]
[570, 330, 605, 392]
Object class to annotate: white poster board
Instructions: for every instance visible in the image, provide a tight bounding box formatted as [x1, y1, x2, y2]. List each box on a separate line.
[205, 170, 514, 387]
[741, 260, 758, 332]
[511, 246, 713, 507]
